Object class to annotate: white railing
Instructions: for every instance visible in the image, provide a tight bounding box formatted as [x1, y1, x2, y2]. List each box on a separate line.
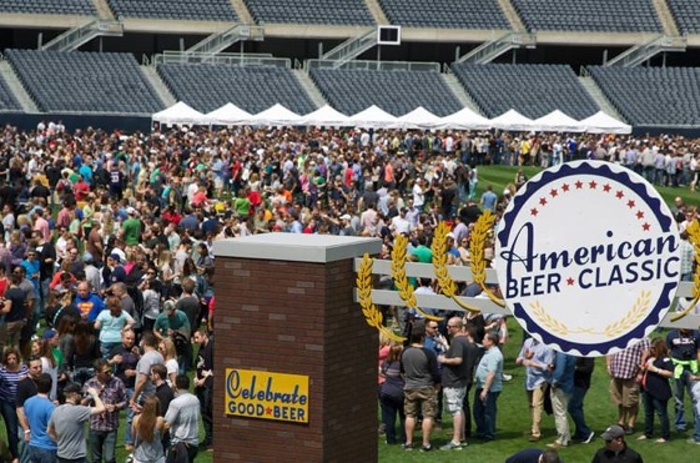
[41, 19, 123, 52]
[354, 259, 700, 330]
[153, 51, 290, 68]
[306, 59, 440, 72]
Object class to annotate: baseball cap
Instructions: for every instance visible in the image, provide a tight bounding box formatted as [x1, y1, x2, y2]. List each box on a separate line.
[108, 253, 121, 264]
[43, 329, 57, 340]
[340, 214, 351, 220]
[601, 425, 625, 441]
[126, 207, 137, 215]
[163, 300, 176, 313]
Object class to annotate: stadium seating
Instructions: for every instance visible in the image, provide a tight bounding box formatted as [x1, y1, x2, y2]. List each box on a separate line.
[668, 0, 700, 34]
[451, 63, 599, 119]
[4, 49, 163, 113]
[107, 0, 238, 21]
[244, 0, 374, 25]
[0, 0, 96, 15]
[588, 66, 700, 126]
[157, 64, 316, 114]
[0, 76, 21, 111]
[309, 68, 461, 116]
[378, 0, 510, 29]
[511, 0, 662, 33]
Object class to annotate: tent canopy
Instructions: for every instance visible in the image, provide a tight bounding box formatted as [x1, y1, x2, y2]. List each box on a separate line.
[152, 102, 205, 126]
[300, 105, 352, 127]
[490, 109, 535, 131]
[204, 103, 252, 126]
[580, 111, 632, 134]
[396, 107, 443, 129]
[439, 107, 491, 130]
[349, 105, 398, 128]
[533, 110, 585, 133]
[250, 104, 302, 126]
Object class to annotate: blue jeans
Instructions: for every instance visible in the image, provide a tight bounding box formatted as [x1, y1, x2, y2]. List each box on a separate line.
[124, 387, 134, 446]
[673, 370, 696, 431]
[473, 389, 499, 440]
[1, 399, 20, 459]
[568, 385, 592, 440]
[27, 446, 56, 463]
[643, 390, 670, 439]
[379, 393, 405, 445]
[90, 429, 117, 463]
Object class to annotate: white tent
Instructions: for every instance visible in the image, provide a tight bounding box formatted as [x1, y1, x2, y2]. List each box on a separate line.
[249, 104, 302, 126]
[349, 105, 398, 128]
[152, 102, 206, 126]
[439, 107, 491, 130]
[299, 105, 352, 127]
[490, 109, 536, 131]
[533, 110, 585, 132]
[204, 103, 252, 126]
[580, 111, 632, 134]
[396, 107, 443, 129]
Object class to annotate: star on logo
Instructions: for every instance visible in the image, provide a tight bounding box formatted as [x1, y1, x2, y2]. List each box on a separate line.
[642, 223, 651, 231]
[616, 190, 624, 199]
[602, 184, 611, 192]
[266, 407, 273, 415]
[589, 180, 597, 189]
[566, 277, 575, 286]
[550, 188, 558, 197]
[539, 197, 547, 206]
[626, 199, 636, 209]
[530, 208, 538, 216]
[575, 181, 583, 189]
[636, 210, 644, 220]
[561, 183, 570, 192]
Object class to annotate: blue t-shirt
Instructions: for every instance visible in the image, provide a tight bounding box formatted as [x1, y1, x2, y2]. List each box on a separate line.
[25, 395, 57, 450]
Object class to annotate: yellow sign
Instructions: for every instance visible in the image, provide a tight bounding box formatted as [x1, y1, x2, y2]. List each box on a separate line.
[225, 368, 309, 423]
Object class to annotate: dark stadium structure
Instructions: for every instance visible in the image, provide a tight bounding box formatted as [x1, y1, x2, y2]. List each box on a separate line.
[0, 0, 700, 134]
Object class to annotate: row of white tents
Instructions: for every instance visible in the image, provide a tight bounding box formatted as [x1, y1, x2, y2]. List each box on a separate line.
[152, 101, 632, 134]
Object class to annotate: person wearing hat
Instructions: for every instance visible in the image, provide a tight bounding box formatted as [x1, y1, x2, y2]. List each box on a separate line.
[120, 207, 141, 247]
[47, 382, 106, 463]
[590, 425, 643, 463]
[153, 300, 191, 344]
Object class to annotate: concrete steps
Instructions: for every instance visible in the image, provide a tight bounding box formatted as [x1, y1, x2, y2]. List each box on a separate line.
[652, 0, 680, 37]
[578, 75, 625, 121]
[293, 70, 327, 109]
[364, 0, 389, 25]
[496, 0, 527, 32]
[229, 0, 254, 25]
[141, 65, 177, 108]
[441, 73, 481, 113]
[0, 60, 39, 112]
[92, 0, 115, 20]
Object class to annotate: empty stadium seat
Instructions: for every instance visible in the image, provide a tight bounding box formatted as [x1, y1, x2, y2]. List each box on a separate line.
[451, 63, 599, 119]
[309, 68, 461, 117]
[379, 0, 510, 29]
[0, 75, 21, 111]
[107, 0, 238, 21]
[0, 0, 96, 15]
[244, 0, 374, 25]
[589, 66, 700, 126]
[157, 64, 315, 114]
[4, 49, 163, 114]
[668, 0, 700, 34]
[511, 0, 662, 33]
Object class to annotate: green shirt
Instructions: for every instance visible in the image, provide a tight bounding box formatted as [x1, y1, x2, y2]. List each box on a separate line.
[233, 197, 251, 217]
[154, 311, 191, 339]
[52, 346, 64, 369]
[121, 218, 141, 246]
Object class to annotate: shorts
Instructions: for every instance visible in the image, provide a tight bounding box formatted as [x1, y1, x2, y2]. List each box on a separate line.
[443, 386, 467, 415]
[610, 377, 639, 408]
[404, 387, 437, 419]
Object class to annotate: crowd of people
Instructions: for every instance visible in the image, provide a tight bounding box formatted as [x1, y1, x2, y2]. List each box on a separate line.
[0, 121, 698, 462]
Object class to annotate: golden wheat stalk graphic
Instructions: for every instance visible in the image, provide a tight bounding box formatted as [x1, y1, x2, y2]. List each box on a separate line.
[391, 234, 444, 322]
[672, 219, 700, 322]
[431, 221, 482, 313]
[356, 253, 406, 343]
[469, 210, 505, 307]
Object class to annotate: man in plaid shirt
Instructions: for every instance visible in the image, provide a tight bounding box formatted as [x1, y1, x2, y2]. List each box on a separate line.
[82, 358, 127, 463]
[606, 338, 651, 435]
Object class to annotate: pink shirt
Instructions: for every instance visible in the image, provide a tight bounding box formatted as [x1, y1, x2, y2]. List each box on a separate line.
[34, 216, 51, 242]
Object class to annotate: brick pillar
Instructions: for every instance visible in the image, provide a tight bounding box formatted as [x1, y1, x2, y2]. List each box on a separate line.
[212, 234, 381, 463]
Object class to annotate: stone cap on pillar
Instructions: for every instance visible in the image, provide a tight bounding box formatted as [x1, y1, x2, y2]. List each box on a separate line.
[212, 234, 382, 263]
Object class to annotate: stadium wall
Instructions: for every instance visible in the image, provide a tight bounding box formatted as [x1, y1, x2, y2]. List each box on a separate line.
[0, 113, 151, 132]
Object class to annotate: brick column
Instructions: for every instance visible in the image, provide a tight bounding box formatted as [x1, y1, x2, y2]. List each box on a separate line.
[212, 234, 382, 463]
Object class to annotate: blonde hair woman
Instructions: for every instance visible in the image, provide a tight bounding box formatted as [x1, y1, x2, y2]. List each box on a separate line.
[131, 396, 166, 463]
[158, 338, 178, 387]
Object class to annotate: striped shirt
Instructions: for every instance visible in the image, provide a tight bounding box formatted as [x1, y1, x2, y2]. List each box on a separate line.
[0, 365, 29, 404]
